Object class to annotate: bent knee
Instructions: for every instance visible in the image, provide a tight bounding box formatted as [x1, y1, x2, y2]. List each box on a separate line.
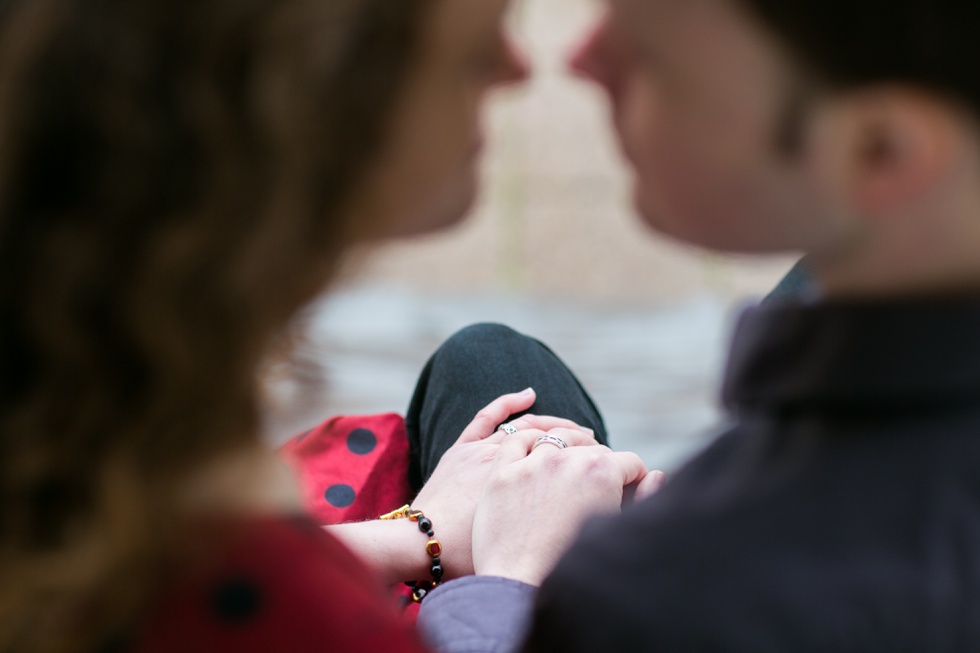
[436, 322, 529, 360]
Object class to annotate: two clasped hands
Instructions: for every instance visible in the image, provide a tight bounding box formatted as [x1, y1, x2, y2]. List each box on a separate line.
[408, 388, 667, 589]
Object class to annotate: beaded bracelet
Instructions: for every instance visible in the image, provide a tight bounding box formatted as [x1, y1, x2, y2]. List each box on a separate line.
[379, 504, 444, 602]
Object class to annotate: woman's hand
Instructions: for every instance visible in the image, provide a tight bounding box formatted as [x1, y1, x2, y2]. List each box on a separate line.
[411, 389, 598, 580]
[471, 432, 663, 586]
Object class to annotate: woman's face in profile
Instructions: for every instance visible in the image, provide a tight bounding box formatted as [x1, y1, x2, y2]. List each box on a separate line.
[354, 0, 528, 239]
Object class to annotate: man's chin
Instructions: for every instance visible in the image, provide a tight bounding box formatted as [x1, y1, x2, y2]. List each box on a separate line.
[632, 192, 725, 252]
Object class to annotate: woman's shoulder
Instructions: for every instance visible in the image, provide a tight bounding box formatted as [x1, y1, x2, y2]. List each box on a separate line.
[131, 514, 428, 653]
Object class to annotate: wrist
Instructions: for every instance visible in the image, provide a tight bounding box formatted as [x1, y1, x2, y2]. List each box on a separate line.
[326, 518, 432, 586]
[379, 504, 445, 601]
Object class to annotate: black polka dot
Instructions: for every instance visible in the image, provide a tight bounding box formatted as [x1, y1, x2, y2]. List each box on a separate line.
[346, 428, 377, 455]
[324, 484, 356, 508]
[211, 577, 263, 623]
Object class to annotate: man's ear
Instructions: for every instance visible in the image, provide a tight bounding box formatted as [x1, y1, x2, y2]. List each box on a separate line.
[843, 88, 957, 216]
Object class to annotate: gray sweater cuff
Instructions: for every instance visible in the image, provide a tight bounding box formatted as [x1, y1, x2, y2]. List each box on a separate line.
[417, 576, 537, 653]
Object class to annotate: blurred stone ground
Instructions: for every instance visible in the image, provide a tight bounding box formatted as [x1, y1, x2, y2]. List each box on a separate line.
[262, 0, 798, 471]
[263, 287, 784, 472]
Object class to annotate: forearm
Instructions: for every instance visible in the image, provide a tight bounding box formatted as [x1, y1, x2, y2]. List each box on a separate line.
[326, 519, 433, 586]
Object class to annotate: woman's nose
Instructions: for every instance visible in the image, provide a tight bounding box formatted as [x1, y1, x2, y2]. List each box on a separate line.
[498, 34, 531, 85]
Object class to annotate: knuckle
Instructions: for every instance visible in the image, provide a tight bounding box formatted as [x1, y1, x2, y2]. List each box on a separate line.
[579, 454, 617, 484]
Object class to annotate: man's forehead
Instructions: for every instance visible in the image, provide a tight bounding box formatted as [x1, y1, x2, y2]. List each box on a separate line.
[604, 0, 709, 29]
[604, 0, 744, 45]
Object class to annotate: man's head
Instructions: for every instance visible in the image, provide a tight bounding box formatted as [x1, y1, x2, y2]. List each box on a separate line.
[741, 1, 980, 112]
[572, 0, 980, 295]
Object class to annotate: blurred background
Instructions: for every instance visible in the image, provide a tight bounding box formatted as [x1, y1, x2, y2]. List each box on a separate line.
[265, 0, 797, 472]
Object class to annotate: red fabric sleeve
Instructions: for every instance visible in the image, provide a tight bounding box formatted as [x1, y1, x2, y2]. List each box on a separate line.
[280, 413, 413, 525]
[135, 516, 430, 653]
[279, 412, 421, 616]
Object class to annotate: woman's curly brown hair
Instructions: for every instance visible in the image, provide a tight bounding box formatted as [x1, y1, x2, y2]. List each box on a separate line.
[0, 0, 431, 649]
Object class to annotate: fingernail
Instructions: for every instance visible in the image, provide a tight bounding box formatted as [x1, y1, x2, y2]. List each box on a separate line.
[522, 387, 534, 396]
[652, 470, 667, 489]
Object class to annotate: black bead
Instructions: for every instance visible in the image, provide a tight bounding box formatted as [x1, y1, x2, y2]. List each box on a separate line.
[430, 564, 444, 581]
[431, 557, 441, 566]
[417, 517, 432, 533]
[426, 530, 434, 537]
